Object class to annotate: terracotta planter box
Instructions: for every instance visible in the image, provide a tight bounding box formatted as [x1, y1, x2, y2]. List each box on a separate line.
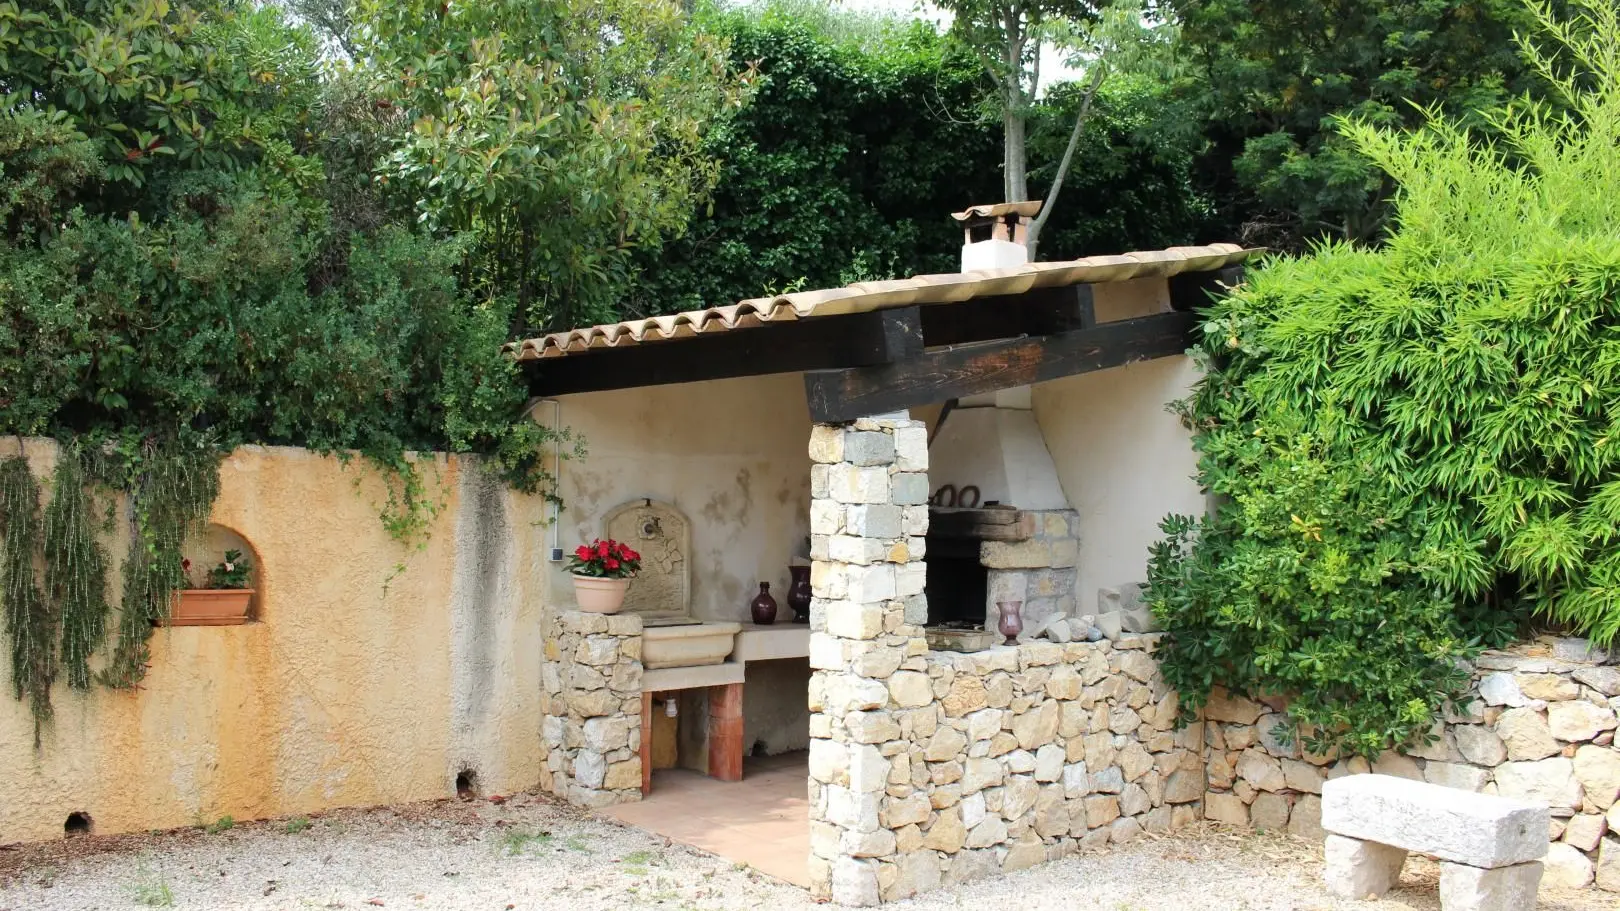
[167, 589, 254, 627]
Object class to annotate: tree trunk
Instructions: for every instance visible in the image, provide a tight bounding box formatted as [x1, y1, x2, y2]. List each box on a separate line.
[1004, 107, 1028, 202]
[1001, 13, 1028, 204]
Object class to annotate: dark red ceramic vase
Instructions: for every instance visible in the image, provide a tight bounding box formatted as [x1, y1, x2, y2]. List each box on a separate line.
[750, 582, 779, 625]
[787, 565, 812, 624]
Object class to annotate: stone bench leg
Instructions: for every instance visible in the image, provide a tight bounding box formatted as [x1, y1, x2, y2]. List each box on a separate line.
[1438, 861, 1542, 911]
[1325, 834, 1407, 899]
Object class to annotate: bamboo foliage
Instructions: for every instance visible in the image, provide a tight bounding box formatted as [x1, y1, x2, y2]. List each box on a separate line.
[1149, 0, 1620, 755]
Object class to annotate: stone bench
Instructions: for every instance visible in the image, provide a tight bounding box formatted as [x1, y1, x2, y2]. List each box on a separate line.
[1321, 774, 1549, 911]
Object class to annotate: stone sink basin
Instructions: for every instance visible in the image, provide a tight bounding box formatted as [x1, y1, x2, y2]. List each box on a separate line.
[642, 621, 742, 669]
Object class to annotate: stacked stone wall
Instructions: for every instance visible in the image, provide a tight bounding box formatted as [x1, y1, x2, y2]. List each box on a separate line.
[808, 633, 1204, 904]
[807, 417, 1201, 905]
[1203, 641, 1620, 892]
[539, 610, 644, 807]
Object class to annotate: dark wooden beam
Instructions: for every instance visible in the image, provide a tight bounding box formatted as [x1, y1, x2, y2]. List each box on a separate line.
[527, 306, 922, 396]
[803, 310, 1197, 424]
[920, 284, 1095, 347]
[1169, 265, 1245, 312]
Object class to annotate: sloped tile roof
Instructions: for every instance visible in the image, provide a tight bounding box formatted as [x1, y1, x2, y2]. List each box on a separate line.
[511, 243, 1256, 361]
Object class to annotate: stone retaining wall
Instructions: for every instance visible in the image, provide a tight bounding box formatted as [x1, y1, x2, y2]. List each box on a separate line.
[539, 610, 644, 808]
[1202, 641, 1620, 892]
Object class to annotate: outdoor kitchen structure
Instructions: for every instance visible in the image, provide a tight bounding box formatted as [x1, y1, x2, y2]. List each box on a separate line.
[515, 201, 1254, 904]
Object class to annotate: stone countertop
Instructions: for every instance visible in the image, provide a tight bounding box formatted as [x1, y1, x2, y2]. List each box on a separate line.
[733, 623, 811, 662]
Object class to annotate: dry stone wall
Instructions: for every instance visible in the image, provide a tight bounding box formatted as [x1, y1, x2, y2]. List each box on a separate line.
[1202, 641, 1620, 892]
[539, 610, 644, 808]
[807, 417, 1201, 905]
[810, 635, 1205, 905]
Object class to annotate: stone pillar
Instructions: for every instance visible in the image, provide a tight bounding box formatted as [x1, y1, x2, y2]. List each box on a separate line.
[540, 610, 644, 807]
[806, 416, 930, 905]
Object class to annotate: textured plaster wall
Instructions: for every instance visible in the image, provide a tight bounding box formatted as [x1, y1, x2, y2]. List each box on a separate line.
[550, 374, 814, 754]
[0, 442, 547, 845]
[1031, 277, 1206, 610]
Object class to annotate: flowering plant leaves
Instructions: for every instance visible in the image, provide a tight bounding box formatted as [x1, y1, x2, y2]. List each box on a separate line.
[566, 538, 642, 579]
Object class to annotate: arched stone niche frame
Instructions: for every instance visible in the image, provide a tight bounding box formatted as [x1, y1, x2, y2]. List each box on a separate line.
[176, 523, 265, 624]
[601, 498, 691, 618]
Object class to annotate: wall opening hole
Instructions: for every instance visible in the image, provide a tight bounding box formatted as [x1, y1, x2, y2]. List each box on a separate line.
[64, 812, 93, 837]
[751, 740, 768, 758]
[455, 770, 478, 800]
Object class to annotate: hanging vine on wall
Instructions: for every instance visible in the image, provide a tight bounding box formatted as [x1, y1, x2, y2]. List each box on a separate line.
[1, 454, 57, 745]
[101, 437, 222, 690]
[0, 436, 223, 739]
[45, 445, 110, 691]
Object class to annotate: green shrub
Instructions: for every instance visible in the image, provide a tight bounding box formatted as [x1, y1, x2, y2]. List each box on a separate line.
[1149, 0, 1620, 756]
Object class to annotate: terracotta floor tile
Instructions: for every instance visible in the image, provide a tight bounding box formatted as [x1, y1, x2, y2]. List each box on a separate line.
[600, 751, 810, 888]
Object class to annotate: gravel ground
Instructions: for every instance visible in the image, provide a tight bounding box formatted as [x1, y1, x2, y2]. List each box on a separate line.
[1, 796, 1610, 911]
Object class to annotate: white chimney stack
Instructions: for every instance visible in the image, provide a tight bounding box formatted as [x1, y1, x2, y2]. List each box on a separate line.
[952, 201, 1042, 272]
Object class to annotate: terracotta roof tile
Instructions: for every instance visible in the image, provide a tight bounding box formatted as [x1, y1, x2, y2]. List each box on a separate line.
[511, 243, 1257, 361]
[951, 201, 1043, 221]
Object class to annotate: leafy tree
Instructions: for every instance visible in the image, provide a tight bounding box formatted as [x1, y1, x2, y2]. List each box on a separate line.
[350, 0, 749, 332]
[935, 0, 1179, 254]
[1148, 0, 1620, 757]
[1028, 74, 1215, 256]
[1164, 0, 1537, 248]
[0, 0, 323, 215]
[627, 5, 999, 311]
[934, 0, 1100, 208]
[628, 1, 1214, 310]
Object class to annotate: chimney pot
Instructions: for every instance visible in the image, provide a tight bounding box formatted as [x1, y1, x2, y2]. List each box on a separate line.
[951, 201, 1042, 271]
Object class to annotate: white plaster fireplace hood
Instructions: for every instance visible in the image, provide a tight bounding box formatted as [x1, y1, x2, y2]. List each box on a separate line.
[928, 387, 1069, 510]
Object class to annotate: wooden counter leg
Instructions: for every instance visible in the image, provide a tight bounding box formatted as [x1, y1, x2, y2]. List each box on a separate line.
[708, 682, 744, 782]
[640, 691, 653, 796]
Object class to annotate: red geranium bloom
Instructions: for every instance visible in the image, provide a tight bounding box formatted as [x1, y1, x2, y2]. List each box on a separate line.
[574, 545, 593, 561]
[597, 541, 610, 557]
[625, 548, 641, 562]
[604, 557, 620, 571]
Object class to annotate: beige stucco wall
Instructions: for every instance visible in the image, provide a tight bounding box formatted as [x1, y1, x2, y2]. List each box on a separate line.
[0, 442, 547, 845]
[548, 373, 814, 753]
[1032, 277, 1208, 610]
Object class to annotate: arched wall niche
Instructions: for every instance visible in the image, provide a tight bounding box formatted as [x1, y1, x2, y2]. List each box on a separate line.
[177, 523, 265, 623]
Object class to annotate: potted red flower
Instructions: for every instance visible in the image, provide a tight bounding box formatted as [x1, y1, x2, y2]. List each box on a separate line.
[169, 550, 255, 626]
[567, 538, 641, 614]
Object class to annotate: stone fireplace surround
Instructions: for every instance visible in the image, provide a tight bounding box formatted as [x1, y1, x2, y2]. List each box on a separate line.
[924, 505, 1079, 635]
[805, 416, 1200, 904]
